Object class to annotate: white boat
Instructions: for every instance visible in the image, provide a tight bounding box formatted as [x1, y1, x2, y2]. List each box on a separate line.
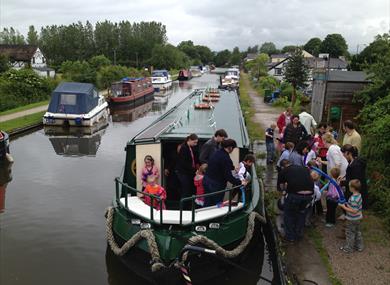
[151, 70, 172, 91]
[190, 66, 202, 77]
[43, 82, 109, 127]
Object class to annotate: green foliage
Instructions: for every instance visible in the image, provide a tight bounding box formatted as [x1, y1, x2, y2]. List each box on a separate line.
[150, 44, 189, 70]
[304, 37, 322, 56]
[272, 97, 290, 108]
[0, 54, 10, 73]
[214, 49, 232, 67]
[320, 33, 348, 57]
[245, 53, 269, 80]
[59, 60, 96, 83]
[259, 42, 278, 55]
[230, 47, 242, 66]
[27, 25, 39, 45]
[96, 65, 137, 90]
[281, 45, 298, 53]
[1, 111, 45, 133]
[89, 55, 111, 70]
[258, 75, 280, 90]
[0, 27, 25, 44]
[0, 69, 53, 111]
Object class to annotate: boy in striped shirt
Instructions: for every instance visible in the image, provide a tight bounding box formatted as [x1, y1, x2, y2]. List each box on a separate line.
[338, 179, 364, 253]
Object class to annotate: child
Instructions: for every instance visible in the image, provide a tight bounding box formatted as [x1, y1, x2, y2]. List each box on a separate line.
[141, 155, 159, 190]
[265, 124, 276, 164]
[305, 170, 322, 226]
[236, 154, 256, 182]
[143, 175, 166, 210]
[325, 167, 341, 227]
[338, 179, 364, 253]
[194, 164, 207, 207]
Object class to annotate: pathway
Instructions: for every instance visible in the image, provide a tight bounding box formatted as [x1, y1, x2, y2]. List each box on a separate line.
[242, 74, 332, 285]
[0, 105, 48, 122]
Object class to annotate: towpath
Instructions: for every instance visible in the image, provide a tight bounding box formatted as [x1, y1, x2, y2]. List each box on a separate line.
[0, 105, 48, 123]
[242, 73, 332, 285]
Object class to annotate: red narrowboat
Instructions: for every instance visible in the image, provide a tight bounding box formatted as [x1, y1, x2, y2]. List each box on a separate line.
[108, 77, 154, 105]
[178, 69, 192, 81]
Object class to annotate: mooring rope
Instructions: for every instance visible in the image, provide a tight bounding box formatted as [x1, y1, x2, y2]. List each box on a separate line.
[105, 206, 266, 272]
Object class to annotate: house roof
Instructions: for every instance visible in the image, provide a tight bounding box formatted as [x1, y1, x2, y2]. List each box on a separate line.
[245, 53, 258, 60]
[306, 57, 348, 69]
[327, 70, 369, 82]
[0, 45, 38, 61]
[271, 53, 291, 59]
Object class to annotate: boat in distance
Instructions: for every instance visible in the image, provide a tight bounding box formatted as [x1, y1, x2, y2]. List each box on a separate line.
[151, 70, 173, 91]
[108, 77, 154, 106]
[43, 82, 109, 127]
[105, 88, 266, 283]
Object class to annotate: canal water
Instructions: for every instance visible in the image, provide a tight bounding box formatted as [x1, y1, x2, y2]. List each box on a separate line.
[0, 74, 276, 285]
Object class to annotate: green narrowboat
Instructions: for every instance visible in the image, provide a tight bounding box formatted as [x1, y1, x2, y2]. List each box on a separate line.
[106, 88, 266, 283]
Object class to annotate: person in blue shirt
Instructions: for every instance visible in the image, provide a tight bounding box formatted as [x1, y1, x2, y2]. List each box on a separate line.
[265, 124, 276, 164]
[203, 139, 247, 207]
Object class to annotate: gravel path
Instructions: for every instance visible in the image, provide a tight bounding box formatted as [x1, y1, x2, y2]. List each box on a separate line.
[0, 105, 48, 122]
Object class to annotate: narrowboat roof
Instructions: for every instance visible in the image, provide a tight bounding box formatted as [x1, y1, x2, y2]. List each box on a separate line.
[129, 89, 250, 148]
[121, 77, 147, 82]
[53, 82, 95, 94]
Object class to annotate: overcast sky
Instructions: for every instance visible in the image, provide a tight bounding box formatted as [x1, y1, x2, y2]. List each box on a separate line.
[0, 0, 388, 52]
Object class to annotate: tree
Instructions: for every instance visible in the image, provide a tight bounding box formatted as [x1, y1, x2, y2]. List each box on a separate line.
[259, 42, 278, 55]
[304, 38, 322, 56]
[244, 53, 269, 80]
[247, 45, 259, 54]
[150, 44, 189, 70]
[320, 34, 348, 57]
[281, 45, 298, 53]
[96, 65, 130, 91]
[0, 27, 25, 44]
[214, 50, 232, 67]
[230, 47, 241, 66]
[89, 55, 111, 70]
[195, 45, 213, 64]
[27, 25, 39, 45]
[284, 47, 309, 105]
[0, 55, 9, 73]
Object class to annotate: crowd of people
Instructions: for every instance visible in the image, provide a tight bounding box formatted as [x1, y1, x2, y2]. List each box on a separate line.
[139, 129, 252, 211]
[271, 106, 367, 254]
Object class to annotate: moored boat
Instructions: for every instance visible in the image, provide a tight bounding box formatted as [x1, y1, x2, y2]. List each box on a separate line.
[178, 69, 192, 81]
[0, 131, 12, 163]
[108, 77, 154, 106]
[43, 82, 109, 127]
[151, 70, 173, 91]
[219, 68, 240, 90]
[105, 88, 266, 283]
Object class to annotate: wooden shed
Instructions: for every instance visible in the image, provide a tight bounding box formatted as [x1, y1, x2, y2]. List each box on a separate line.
[311, 70, 369, 131]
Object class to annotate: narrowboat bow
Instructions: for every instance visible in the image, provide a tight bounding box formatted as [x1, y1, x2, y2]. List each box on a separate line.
[105, 88, 266, 283]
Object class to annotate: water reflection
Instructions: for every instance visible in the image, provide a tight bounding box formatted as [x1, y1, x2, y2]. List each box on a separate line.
[44, 121, 108, 156]
[110, 100, 153, 122]
[0, 161, 13, 213]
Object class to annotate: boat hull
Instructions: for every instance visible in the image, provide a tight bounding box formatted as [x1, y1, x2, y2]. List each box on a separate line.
[152, 81, 173, 91]
[108, 89, 154, 106]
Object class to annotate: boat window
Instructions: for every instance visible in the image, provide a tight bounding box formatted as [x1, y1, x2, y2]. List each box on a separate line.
[60, 94, 77, 105]
[93, 90, 98, 98]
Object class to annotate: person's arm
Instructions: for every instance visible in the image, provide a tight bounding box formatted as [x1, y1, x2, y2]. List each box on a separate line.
[223, 157, 242, 186]
[338, 203, 359, 214]
[237, 163, 246, 180]
[199, 143, 211, 164]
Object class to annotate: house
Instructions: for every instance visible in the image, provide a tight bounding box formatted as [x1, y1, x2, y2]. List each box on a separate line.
[0, 45, 55, 77]
[244, 53, 258, 62]
[311, 70, 369, 131]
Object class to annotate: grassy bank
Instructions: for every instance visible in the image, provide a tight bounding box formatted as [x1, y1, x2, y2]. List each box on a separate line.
[0, 100, 49, 116]
[239, 75, 264, 141]
[1, 111, 45, 133]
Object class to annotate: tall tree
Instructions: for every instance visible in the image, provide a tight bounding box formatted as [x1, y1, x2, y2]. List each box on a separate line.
[150, 44, 189, 70]
[281, 45, 298, 53]
[244, 53, 269, 80]
[304, 38, 322, 56]
[259, 42, 278, 55]
[230, 47, 241, 65]
[284, 47, 309, 105]
[320, 34, 348, 57]
[195, 45, 213, 64]
[27, 25, 39, 45]
[0, 27, 25, 44]
[247, 45, 259, 54]
[214, 50, 232, 67]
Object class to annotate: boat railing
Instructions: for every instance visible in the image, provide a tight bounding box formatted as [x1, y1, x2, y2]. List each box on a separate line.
[115, 177, 247, 226]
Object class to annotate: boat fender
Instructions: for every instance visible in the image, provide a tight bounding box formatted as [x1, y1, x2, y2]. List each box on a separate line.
[75, 117, 82, 126]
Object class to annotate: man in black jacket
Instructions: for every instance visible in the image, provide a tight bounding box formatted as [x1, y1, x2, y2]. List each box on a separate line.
[203, 139, 246, 207]
[199, 129, 228, 164]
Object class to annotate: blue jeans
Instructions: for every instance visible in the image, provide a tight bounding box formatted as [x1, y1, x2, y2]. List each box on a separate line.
[203, 176, 226, 207]
[266, 141, 275, 162]
[283, 193, 313, 241]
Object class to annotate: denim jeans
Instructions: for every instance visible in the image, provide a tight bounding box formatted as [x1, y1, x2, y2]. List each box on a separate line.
[266, 141, 275, 163]
[284, 193, 313, 241]
[344, 219, 364, 252]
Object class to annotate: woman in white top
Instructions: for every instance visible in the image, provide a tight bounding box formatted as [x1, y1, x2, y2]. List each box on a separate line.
[317, 132, 348, 177]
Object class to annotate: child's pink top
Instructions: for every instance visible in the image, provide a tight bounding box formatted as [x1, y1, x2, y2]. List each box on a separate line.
[194, 174, 205, 206]
[141, 165, 159, 187]
[143, 184, 166, 210]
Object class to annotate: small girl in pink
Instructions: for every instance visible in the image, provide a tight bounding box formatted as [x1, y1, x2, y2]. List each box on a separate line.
[194, 164, 207, 207]
[141, 155, 159, 190]
[143, 175, 166, 210]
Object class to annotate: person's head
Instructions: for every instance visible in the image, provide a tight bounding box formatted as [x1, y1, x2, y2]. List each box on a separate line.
[221, 139, 237, 153]
[285, 142, 295, 151]
[291, 115, 300, 125]
[349, 179, 361, 193]
[197, 164, 207, 175]
[341, 144, 358, 161]
[185, 133, 198, 147]
[243, 154, 256, 167]
[330, 167, 341, 179]
[310, 170, 320, 182]
[146, 175, 157, 185]
[214, 129, 228, 143]
[144, 155, 154, 167]
[322, 132, 337, 147]
[270, 123, 276, 130]
[343, 120, 355, 132]
[317, 122, 327, 135]
[296, 141, 310, 155]
[286, 107, 292, 116]
[280, 159, 291, 169]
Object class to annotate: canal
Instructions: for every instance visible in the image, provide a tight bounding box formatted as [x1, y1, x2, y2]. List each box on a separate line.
[0, 74, 277, 285]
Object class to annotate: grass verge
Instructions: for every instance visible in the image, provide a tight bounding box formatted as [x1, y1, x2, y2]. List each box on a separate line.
[0, 100, 49, 116]
[307, 228, 344, 285]
[1, 111, 45, 133]
[240, 75, 265, 141]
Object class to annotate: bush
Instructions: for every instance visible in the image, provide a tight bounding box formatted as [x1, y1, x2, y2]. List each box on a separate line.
[258, 76, 280, 91]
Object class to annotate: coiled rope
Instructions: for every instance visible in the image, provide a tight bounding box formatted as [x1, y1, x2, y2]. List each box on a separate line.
[105, 207, 266, 272]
